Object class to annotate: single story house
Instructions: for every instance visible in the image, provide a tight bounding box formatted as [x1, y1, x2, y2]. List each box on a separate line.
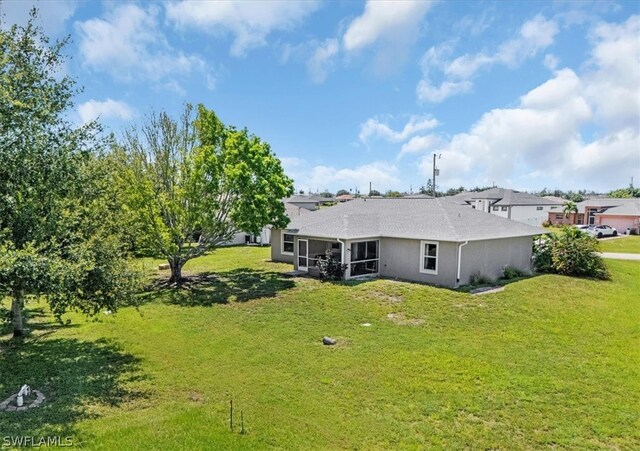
[548, 198, 640, 230]
[336, 194, 355, 202]
[284, 194, 336, 211]
[446, 188, 562, 226]
[594, 200, 640, 233]
[223, 198, 318, 246]
[271, 198, 545, 288]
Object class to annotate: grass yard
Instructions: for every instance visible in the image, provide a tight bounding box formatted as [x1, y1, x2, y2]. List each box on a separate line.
[599, 235, 640, 254]
[1, 246, 639, 449]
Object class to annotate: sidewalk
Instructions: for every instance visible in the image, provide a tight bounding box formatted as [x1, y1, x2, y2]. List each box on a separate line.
[598, 252, 640, 261]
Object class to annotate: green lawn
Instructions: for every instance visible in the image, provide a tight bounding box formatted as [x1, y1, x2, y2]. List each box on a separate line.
[599, 235, 640, 254]
[1, 246, 639, 449]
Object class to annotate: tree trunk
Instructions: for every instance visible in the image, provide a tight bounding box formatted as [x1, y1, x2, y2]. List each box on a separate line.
[12, 289, 24, 338]
[168, 259, 184, 285]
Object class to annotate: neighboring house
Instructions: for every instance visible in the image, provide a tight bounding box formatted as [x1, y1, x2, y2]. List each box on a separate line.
[222, 197, 319, 247]
[543, 195, 568, 204]
[446, 188, 562, 226]
[594, 200, 640, 233]
[271, 198, 545, 288]
[548, 198, 640, 230]
[336, 194, 355, 202]
[284, 194, 336, 211]
[223, 228, 271, 246]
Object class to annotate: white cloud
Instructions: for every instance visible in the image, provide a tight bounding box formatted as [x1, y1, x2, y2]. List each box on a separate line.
[307, 162, 401, 193]
[342, 0, 435, 75]
[416, 79, 472, 103]
[359, 115, 439, 144]
[281, 158, 402, 193]
[166, 0, 319, 57]
[76, 4, 213, 87]
[399, 135, 441, 158]
[77, 99, 135, 124]
[281, 0, 434, 83]
[584, 15, 640, 132]
[417, 15, 559, 103]
[417, 16, 640, 191]
[307, 39, 339, 84]
[343, 1, 434, 52]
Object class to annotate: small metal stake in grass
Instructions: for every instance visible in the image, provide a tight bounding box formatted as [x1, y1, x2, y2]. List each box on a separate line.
[230, 399, 234, 431]
[240, 410, 246, 435]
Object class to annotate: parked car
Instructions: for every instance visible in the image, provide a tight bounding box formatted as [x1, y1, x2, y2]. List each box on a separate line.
[587, 225, 618, 238]
[573, 225, 592, 231]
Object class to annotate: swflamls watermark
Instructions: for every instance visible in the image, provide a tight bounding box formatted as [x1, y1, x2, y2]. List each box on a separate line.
[2, 436, 74, 448]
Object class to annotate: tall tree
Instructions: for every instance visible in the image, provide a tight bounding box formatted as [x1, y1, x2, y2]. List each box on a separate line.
[119, 105, 294, 284]
[0, 11, 139, 337]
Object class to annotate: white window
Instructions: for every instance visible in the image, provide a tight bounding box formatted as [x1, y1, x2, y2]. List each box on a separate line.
[492, 206, 499, 211]
[281, 231, 294, 255]
[536, 206, 544, 210]
[501, 206, 508, 211]
[420, 241, 438, 274]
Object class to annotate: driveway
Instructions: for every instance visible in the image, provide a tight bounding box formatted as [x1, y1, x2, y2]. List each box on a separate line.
[598, 252, 640, 261]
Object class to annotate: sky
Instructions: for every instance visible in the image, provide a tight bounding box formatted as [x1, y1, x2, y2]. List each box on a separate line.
[1, 0, 639, 194]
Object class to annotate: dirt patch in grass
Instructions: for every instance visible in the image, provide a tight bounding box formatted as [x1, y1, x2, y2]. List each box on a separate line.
[386, 313, 425, 326]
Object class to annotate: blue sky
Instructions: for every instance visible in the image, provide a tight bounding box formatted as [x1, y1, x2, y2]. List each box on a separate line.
[2, 0, 639, 194]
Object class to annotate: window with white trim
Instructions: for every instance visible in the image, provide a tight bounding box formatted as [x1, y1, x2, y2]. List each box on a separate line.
[536, 206, 544, 210]
[282, 232, 294, 255]
[501, 206, 508, 211]
[420, 241, 438, 274]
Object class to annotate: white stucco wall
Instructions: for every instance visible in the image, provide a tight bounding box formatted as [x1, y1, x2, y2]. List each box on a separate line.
[489, 205, 561, 226]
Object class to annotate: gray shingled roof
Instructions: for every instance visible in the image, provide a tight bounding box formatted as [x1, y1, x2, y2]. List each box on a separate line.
[284, 194, 336, 204]
[445, 188, 562, 206]
[285, 198, 546, 242]
[576, 197, 638, 213]
[594, 200, 640, 216]
[285, 203, 312, 220]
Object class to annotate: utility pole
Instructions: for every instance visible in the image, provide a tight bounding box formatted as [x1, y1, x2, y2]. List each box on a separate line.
[369, 181, 372, 196]
[432, 154, 440, 197]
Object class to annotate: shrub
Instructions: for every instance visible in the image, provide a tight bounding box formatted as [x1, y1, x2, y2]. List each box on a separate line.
[469, 272, 494, 285]
[533, 228, 610, 279]
[502, 266, 525, 280]
[317, 250, 347, 281]
[542, 219, 553, 228]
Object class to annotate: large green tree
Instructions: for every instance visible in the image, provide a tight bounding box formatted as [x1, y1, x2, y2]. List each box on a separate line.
[119, 105, 294, 283]
[0, 11, 139, 337]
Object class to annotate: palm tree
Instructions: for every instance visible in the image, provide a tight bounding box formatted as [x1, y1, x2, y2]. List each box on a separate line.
[563, 201, 578, 224]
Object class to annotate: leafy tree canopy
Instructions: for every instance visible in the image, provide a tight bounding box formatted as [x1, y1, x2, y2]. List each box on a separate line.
[608, 187, 640, 198]
[0, 10, 139, 337]
[117, 104, 294, 283]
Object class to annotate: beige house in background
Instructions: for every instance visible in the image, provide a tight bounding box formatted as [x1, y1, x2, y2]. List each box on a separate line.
[271, 198, 545, 288]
